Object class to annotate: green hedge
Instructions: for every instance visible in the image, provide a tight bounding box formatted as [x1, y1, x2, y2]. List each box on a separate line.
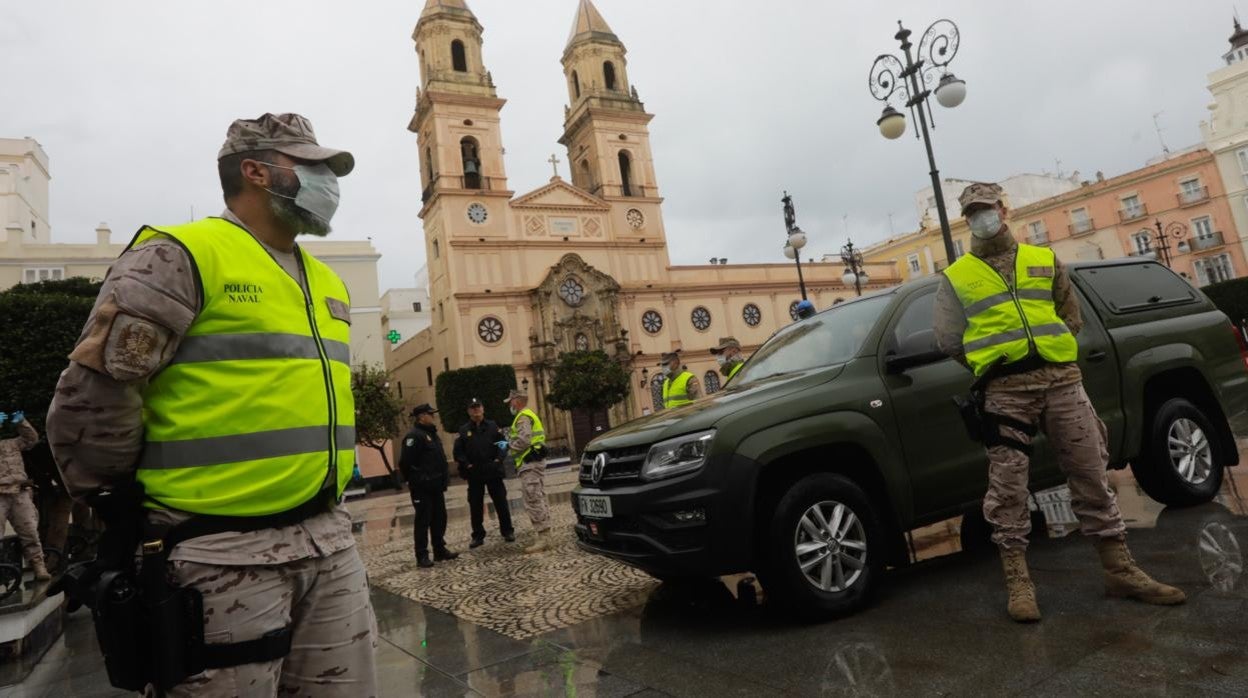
[1203, 277, 1248, 326]
[434, 364, 517, 432]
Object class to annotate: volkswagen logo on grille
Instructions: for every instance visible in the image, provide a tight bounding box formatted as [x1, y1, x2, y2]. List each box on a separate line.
[591, 452, 608, 485]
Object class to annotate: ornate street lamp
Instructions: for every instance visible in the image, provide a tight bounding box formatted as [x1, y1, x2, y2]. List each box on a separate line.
[840, 239, 869, 297]
[781, 191, 809, 300]
[1138, 219, 1188, 268]
[869, 19, 966, 266]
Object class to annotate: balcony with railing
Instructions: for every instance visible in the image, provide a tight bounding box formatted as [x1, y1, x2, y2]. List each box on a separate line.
[1068, 218, 1096, 236]
[1177, 186, 1210, 207]
[1126, 247, 1157, 259]
[421, 174, 503, 203]
[1190, 230, 1226, 251]
[1117, 204, 1148, 223]
[1028, 230, 1050, 245]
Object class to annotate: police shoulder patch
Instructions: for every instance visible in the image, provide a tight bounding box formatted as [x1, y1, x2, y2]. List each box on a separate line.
[405, 438, 415, 446]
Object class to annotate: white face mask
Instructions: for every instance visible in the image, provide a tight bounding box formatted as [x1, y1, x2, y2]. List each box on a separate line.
[968, 209, 1002, 239]
[509, 405, 518, 416]
[715, 355, 727, 366]
[265, 162, 341, 227]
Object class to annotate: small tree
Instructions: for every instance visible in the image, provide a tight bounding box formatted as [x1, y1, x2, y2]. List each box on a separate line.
[434, 364, 517, 432]
[546, 350, 631, 412]
[351, 363, 404, 489]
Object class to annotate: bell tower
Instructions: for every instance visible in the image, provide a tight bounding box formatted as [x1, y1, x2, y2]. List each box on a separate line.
[559, 0, 660, 207]
[410, 0, 510, 214]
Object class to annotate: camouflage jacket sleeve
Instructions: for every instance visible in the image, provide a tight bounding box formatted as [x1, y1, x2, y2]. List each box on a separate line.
[686, 374, 701, 400]
[16, 420, 39, 451]
[47, 240, 199, 499]
[1051, 257, 1083, 336]
[933, 275, 970, 368]
[508, 415, 532, 454]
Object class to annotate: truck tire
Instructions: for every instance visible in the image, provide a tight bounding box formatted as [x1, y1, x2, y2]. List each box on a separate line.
[757, 473, 885, 618]
[1130, 398, 1225, 507]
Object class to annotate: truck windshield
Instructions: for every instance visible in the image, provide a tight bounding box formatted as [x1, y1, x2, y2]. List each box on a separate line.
[732, 295, 891, 385]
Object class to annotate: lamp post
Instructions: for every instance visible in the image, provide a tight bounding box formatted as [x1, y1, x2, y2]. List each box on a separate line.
[840, 239, 869, 296]
[781, 191, 809, 300]
[869, 19, 967, 266]
[1138, 219, 1188, 268]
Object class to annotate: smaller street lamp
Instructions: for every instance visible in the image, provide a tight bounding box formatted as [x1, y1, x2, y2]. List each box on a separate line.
[781, 191, 810, 300]
[840, 239, 869, 297]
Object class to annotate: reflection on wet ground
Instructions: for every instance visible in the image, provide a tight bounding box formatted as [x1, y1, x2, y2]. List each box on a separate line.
[11, 460, 1248, 696]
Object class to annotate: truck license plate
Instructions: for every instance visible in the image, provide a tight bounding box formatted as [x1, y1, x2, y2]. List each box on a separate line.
[579, 495, 612, 519]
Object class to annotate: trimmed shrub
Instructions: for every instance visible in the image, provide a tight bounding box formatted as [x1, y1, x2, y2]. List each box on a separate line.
[434, 364, 517, 432]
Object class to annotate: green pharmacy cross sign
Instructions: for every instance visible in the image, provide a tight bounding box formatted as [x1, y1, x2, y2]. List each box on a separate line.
[387, 330, 402, 345]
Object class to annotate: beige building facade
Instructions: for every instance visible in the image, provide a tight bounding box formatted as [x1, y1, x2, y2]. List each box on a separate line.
[1201, 19, 1248, 266]
[0, 138, 51, 245]
[390, 0, 898, 455]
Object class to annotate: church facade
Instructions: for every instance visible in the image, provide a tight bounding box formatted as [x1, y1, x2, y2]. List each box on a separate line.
[389, 0, 898, 454]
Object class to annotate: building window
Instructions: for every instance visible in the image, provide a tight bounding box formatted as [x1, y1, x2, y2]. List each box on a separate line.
[690, 306, 712, 331]
[1131, 231, 1152, 256]
[1194, 254, 1235, 286]
[742, 303, 762, 327]
[704, 371, 721, 395]
[1070, 208, 1092, 235]
[444, 357, 450, 371]
[1193, 216, 1214, 240]
[477, 316, 504, 344]
[1238, 149, 1248, 185]
[952, 239, 964, 258]
[1027, 221, 1048, 244]
[424, 147, 434, 183]
[397, 382, 404, 398]
[641, 309, 663, 334]
[559, 277, 586, 307]
[926, 196, 936, 209]
[650, 374, 666, 411]
[426, 367, 434, 386]
[789, 300, 801, 321]
[1121, 194, 1144, 220]
[618, 150, 634, 197]
[412, 301, 422, 312]
[432, 239, 440, 259]
[438, 302, 444, 324]
[22, 267, 64, 284]
[451, 39, 468, 72]
[571, 70, 580, 99]
[907, 254, 921, 274]
[460, 137, 481, 189]
[1180, 178, 1205, 204]
[604, 61, 617, 91]
[579, 159, 594, 192]
[575, 333, 590, 351]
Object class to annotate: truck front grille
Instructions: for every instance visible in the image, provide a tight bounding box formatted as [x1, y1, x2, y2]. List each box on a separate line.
[579, 445, 648, 486]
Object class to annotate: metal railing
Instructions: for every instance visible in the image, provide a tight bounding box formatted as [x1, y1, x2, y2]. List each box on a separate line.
[1191, 230, 1226, 251]
[1068, 219, 1095, 236]
[1118, 204, 1148, 223]
[1177, 186, 1210, 206]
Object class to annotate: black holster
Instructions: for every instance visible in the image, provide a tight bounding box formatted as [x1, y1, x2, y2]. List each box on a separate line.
[952, 359, 1039, 455]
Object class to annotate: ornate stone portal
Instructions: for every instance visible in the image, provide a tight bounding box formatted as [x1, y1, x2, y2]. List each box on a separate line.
[529, 253, 633, 452]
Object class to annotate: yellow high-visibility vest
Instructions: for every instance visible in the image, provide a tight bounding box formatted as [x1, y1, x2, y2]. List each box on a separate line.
[943, 244, 1078, 376]
[130, 217, 355, 516]
[509, 408, 545, 468]
[662, 371, 695, 408]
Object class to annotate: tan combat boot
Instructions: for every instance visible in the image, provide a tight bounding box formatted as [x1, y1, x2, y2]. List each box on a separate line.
[524, 531, 552, 555]
[31, 559, 51, 582]
[1000, 548, 1041, 623]
[1095, 539, 1186, 605]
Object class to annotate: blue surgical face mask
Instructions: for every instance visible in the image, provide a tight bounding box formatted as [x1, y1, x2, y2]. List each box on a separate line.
[968, 209, 1003, 239]
[265, 162, 340, 227]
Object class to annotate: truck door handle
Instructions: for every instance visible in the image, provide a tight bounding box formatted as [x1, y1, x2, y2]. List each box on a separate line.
[1087, 350, 1107, 363]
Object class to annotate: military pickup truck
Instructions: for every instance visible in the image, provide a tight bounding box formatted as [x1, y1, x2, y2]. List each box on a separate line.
[572, 259, 1248, 616]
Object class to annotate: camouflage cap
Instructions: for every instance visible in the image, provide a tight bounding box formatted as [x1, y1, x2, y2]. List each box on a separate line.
[659, 351, 681, 365]
[218, 113, 355, 176]
[503, 389, 528, 403]
[709, 337, 741, 355]
[958, 182, 1004, 214]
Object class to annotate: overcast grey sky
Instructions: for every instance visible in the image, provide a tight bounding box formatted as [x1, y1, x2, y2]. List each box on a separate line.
[1, 1, 1232, 291]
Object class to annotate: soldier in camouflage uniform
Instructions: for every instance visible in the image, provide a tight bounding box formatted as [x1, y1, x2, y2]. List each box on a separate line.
[504, 389, 553, 554]
[46, 113, 376, 695]
[0, 411, 50, 580]
[934, 182, 1184, 623]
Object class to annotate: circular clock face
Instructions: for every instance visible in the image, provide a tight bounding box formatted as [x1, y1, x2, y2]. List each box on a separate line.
[477, 316, 503, 343]
[467, 203, 489, 224]
[626, 208, 645, 229]
[743, 303, 762, 327]
[641, 310, 663, 334]
[559, 277, 586, 306]
[691, 306, 711, 331]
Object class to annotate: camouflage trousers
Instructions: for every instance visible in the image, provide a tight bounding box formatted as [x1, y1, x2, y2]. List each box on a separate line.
[518, 462, 551, 532]
[984, 382, 1127, 550]
[162, 545, 377, 697]
[0, 490, 44, 567]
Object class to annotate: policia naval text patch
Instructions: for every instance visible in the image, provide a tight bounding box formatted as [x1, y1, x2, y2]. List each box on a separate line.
[224, 283, 264, 304]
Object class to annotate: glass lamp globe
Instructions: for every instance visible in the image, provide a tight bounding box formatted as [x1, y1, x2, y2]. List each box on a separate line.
[935, 74, 967, 108]
[841, 269, 856, 287]
[877, 106, 906, 140]
[783, 243, 797, 260]
[788, 230, 808, 250]
[859, 270, 870, 286]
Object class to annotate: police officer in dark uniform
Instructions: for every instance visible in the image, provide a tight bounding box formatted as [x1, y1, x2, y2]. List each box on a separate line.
[453, 397, 516, 548]
[400, 403, 459, 568]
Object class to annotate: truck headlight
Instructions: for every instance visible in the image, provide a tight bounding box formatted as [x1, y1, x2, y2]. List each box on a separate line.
[641, 430, 715, 481]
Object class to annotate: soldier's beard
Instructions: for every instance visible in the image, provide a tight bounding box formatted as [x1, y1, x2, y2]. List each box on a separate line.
[267, 169, 331, 237]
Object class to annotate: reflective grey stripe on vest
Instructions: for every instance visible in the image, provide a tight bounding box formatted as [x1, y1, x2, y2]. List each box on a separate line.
[139, 425, 356, 470]
[963, 288, 1053, 318]
[173, 333, 351, 365]
[964, 322, 1071, 354]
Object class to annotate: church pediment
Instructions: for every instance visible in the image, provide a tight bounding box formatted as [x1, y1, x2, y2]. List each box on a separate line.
[511, 177, 610, 211]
